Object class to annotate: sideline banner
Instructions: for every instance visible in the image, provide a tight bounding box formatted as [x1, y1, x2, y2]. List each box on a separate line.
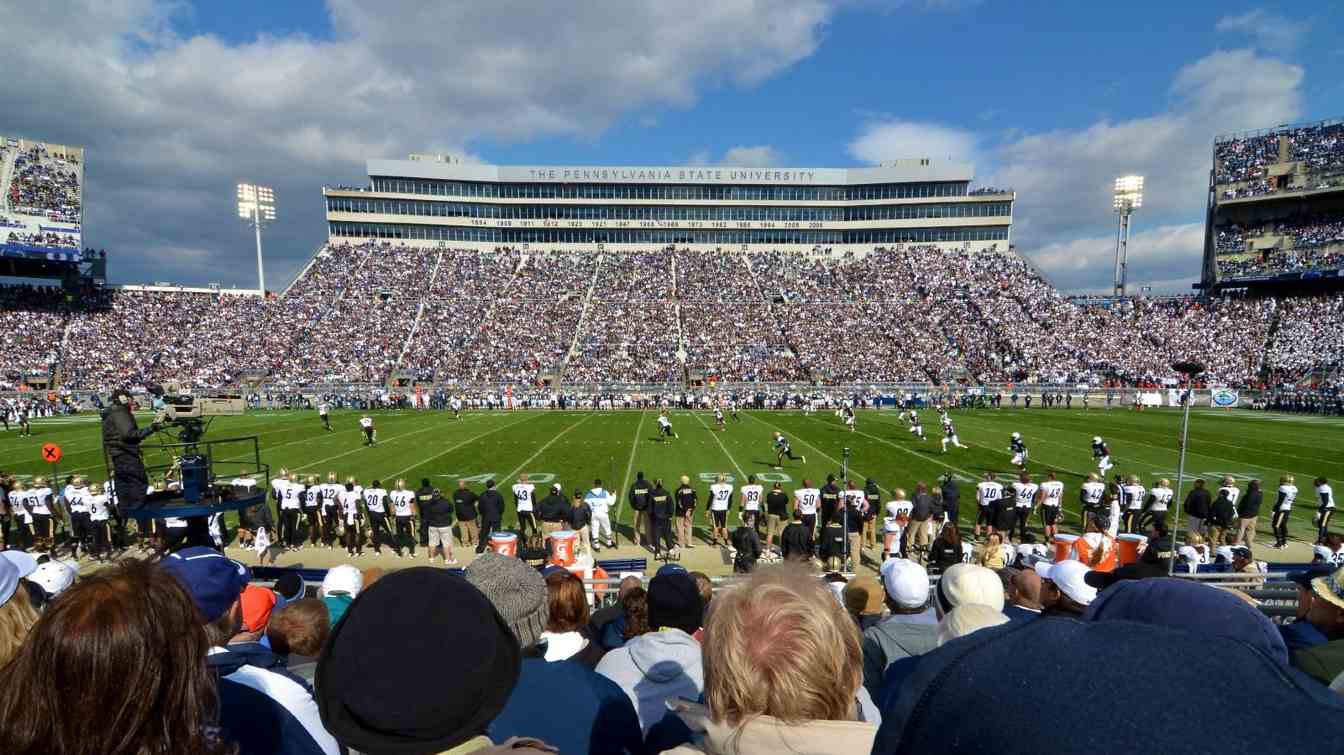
[1210, 388, 1239, 408]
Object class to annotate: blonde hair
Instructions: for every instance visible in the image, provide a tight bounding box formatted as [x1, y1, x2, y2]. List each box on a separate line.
[0, 583, 40, 668]
[1187, 532, 1205, 547]
[701, 564, 861, 728]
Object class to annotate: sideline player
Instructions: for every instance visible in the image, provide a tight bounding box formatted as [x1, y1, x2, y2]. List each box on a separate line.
[656, 411, 677, 442]
[773, 432, 806, 468]
[1009, 432, 1028, 468]
[739, 474, 763, 533]
[363, 479, 391, 555]
[513, 474, 538, 543]
[1080, 473, 1107, 530]
[1092, 436, 1112, 475]
[360, 415, 376, 447]
[1009, 472, 1038, 542]
[1038, 472, 1064, 540]
[317, 400, 333, 431]
[585, 479, 615, 551]
[975, 472, 1003, 540]
[1143, 478, 1173, 532]
[940, 413, 965, 453]
[1121, 475, 1147, 534]
[708, 474, 733, 546]
[390, 479, 418, 558]
[1315, 476, 1335, 544]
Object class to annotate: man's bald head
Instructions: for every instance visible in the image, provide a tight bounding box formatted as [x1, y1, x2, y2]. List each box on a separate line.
[617, 575, 642, 598]
[1010, 569, 1043, 610]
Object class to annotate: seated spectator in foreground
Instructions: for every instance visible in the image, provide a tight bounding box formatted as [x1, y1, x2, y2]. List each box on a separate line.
[871, 613, 1344, 753]
[588, 574, 641, 642]
[1282, 564, 1341, 652]
[316, 566, 554, 754]
[843, 575, 886, 633]
[602, 584, 650, 650]
[0, 550, 39, 668]
[318, 564, 362, 627]
[540, 569, 605, 667]
[598, 564, 706, 734]
[936, 604, 1009, 646]
[268, 598, 332, 683]
[161, 546, 339, 755]
[1034, 559, 1096, 617]
[1001, 567, 1043, 621]
[861, 559, 937, 701]
[466, 553, 643, 755]
[1292, 567, 1344, 685]
[0, 560, 234, 755]
[223, 584, 284, 670]
[663, 564, 879, 753]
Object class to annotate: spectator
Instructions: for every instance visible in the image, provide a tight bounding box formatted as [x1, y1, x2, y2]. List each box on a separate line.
[871, 615, 1344, 753]
[690, 570, 714, 639]
[1034, 560, 1097, 617]
[540, 570, 605, 667]
[423, 486, 458, 564]
[221, 584, 287, 671]
[160, 546, 339, 755]
[662, 565, 879, 753]
[268, 598, 331, 684]
[843, 575, 887, 633]
[315, 566, 553, 754]
[1237, 479, 1263, 546]
[28, 559, 77, 600]
[0, 550, 41, 669]
[1185, 479, 1211, 538]
[273, 571, 307, 604]
[936, 604, 1009, 646]
[926, 523, 964, 574]
[862, 559, 937, 701]
[1292, 567, 1344, 685]
[1282, 565, 1337, 651]
[454, 480, 480, 549]
[780, 508, 813, 562]
[588, 574, 642, 642]
[602, 585, 650, 650]
[0, 559, 234, 755]
[318, 564, 362, 628]
[1002, 567, 1044, 621]
[977, 532, 1007, 569]
[597, 565, 705, 734]
[466, 553, 644, 755]
[933, 563, 1005, 618]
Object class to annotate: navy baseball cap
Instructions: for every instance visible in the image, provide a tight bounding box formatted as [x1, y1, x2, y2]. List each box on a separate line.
[656, 563, 689, 577]
[160, 547, 251, 622]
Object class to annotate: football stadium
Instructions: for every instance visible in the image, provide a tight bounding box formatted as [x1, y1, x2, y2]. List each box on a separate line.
[3, 5, 1344, 752]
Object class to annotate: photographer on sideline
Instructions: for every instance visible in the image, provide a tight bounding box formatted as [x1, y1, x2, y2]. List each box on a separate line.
[101, 387, 163, 514]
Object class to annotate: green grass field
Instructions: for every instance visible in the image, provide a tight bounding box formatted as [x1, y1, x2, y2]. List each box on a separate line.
[3, 406, 1341, 572]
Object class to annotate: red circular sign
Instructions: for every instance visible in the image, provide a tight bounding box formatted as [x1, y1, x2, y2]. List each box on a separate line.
[41, 443, 62, 463]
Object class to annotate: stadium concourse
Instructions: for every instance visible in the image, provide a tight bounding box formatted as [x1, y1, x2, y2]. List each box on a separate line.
[1, 242, 1341, 391]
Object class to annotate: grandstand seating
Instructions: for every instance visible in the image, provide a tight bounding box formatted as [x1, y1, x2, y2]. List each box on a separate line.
[7, 243, 1344, 390]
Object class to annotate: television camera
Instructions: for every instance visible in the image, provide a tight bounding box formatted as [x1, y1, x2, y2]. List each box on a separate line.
[152, 382, 246, 445]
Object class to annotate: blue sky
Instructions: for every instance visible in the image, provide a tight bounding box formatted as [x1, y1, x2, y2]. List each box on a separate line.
[3, 1, 1341, 291]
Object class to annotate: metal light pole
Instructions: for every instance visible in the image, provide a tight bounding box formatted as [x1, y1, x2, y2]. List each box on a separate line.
[1113, 175, 1143, 297]
[1167, 361, 1205, 575]
[237, 183, 276, 294]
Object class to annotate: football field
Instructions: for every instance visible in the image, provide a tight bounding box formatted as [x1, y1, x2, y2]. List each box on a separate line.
[2, 406, 1341, 574]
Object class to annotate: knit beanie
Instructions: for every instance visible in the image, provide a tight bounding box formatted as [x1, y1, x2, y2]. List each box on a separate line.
[647, 571, 703, 634]
[316, 568, 520, 755]
[465, 552, 549, 649]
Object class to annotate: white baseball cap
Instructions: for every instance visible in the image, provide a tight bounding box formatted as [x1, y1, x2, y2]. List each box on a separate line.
[1035, 559, 1098, 606]
[0, 551, 39, 606]
[30, 560, 78, 598]
[321, 564, 363, 598]
[1214, 545, 1236, 563]
[881, 558, 930, 609]
[934, 563, 1005, 616]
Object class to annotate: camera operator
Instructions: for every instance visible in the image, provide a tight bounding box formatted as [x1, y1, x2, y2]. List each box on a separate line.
[101, 387, 163, 514]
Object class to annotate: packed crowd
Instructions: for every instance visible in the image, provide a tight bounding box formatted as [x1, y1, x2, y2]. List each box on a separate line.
[1289, 121, 1344, 173]
[1266, 294, 1344, 382]
[2, 231, 79, 249]
[0, 285, 68, 386]
[9, 242, 1344, 390]
[5, 145, 81, 221]
[1215, 214, 1344, 255]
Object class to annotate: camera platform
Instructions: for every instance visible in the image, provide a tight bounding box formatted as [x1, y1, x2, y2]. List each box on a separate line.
[110, 429, 271, 521]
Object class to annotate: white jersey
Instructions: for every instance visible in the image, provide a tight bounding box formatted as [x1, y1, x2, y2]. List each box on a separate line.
[88, 493, 111, 522]
[513, 483, 536, 512]
[67, 485, 91, 514]
[1217, 486, 1241, 508]
[359, 417, 374, 429]
[976, 481, 1003, 507]
[794, 488, 820, 516]
[1122, 484, 1147, 511]
[390, 489, 416, 517]
[318, 403, 329, 416]
[1277, 484, 1298, 512]
[658, 415, 672, 429]
[886, 499, 913, 518]
[1039, 480, 1064, 507]
[1317, 483, 1335, 510]
[271, 477, 288, 503]
[740, 484, 764, 512]
[714, 409, 724, 422]
[1148, 487, 1173, 512]
[450, 398, 462, 411]
[339, 490, 362, 525]
[29, 487, 53, 515]
[842, 489, 867, 512]
[322, 483, 344, 509]
[709, 483, 733, 511]
[303, 485, 321, 509]
[1011, 482, 1038, 508]
[363, 487, 388, 514]
[8, 490, 29, 522]
[1081, 481, 1107, 506]
[280, 481, 302, 510]
[584, 487, 613, 515]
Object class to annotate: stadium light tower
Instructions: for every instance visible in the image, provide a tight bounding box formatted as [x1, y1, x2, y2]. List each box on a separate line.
[1112, 175, 1143, 297]
[237, 183, 276, 294]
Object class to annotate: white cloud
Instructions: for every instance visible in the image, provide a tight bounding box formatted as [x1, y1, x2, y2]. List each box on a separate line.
[1029, 223, 1206, 294]
[720, 145, 782, 167]
[847, 120, 980, 165]
[987, 49, 1302, 291]
[1216, 9, 1309, 53]
[0, 0, 837, 286]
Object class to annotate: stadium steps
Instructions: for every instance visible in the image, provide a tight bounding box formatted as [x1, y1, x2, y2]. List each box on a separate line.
[280, 243, 332, 298]
[1258, 303, 1286, 385]
[0, 148, 14, 211]
[390, 248, 445, 380]
[557, 252, 605, 385]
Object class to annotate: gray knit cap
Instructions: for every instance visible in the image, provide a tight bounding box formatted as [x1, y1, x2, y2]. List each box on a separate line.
[464, 553, 548, 650]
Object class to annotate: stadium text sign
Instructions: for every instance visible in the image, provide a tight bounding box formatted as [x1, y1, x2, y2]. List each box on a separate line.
[521, 167, 820, 184]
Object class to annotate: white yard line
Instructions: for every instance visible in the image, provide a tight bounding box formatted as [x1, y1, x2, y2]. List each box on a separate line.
[293, 414, 492, 473]
[498, 413, 596, 484]
[613, 410, 647, 524]
[691, 411, 748, 481]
